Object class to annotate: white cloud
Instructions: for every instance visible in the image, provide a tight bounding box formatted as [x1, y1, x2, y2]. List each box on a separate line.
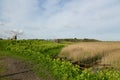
[0, 0, 120, 40]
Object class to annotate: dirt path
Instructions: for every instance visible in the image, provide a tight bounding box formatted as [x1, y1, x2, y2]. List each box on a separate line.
[0, 57, 42, 80]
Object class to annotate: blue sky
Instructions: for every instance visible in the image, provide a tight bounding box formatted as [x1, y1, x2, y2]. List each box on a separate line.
[0, 0, 120, 40]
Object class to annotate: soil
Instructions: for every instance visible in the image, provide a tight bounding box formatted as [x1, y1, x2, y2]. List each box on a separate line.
[0, 57, 42, 80]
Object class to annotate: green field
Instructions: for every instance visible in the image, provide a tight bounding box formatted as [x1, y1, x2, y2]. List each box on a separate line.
[0, 40, 120, 80]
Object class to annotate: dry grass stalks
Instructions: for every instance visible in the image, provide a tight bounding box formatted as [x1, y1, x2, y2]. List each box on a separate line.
[100, 50, 120, 69]
[58, 42, 120, 68]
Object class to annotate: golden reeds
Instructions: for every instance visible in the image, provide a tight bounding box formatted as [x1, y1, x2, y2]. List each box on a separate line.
[58, 42, 120, 69]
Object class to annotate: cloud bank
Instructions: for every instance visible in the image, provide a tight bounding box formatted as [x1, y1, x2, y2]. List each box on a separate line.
[0, 0, 120, 40]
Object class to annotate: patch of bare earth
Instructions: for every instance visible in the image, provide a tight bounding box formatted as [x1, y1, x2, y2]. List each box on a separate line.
[0, 57, 42, 80]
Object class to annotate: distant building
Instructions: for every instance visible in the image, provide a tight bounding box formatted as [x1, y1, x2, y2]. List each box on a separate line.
[11, 34, 17, 40]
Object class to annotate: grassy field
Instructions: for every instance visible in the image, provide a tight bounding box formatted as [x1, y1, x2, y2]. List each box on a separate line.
[58, 42, 120, 69]
[0, 40, 120, 80]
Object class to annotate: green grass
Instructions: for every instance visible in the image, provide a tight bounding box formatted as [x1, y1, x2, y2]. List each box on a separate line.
[0, 40, 65, 80]
[0, 40, 120, 80]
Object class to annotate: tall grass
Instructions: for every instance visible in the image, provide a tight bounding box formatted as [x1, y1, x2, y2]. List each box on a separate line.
[58, 42, 120, 68]
[101, 50, 120, 70]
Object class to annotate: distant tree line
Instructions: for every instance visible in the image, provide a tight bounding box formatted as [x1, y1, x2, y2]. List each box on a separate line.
[54, 38, 100, 43]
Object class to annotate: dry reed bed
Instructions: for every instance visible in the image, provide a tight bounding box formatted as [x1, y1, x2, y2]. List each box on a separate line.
[101, 50, 120, 69]
[58, 42, 120, 68]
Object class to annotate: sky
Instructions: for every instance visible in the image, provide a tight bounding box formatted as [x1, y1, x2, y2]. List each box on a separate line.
[0, 0, 120, 40]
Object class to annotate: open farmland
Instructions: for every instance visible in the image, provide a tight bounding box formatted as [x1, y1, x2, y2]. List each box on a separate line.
[0, 40, 120, 80]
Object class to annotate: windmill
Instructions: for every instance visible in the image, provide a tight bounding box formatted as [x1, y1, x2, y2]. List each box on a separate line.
[0, 21, 24, 40]
[11, 29, 23, 40]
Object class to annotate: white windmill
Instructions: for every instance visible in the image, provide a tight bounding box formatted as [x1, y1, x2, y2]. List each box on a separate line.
[11, 29, 23, 40]
[0, 21, 24, 40]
